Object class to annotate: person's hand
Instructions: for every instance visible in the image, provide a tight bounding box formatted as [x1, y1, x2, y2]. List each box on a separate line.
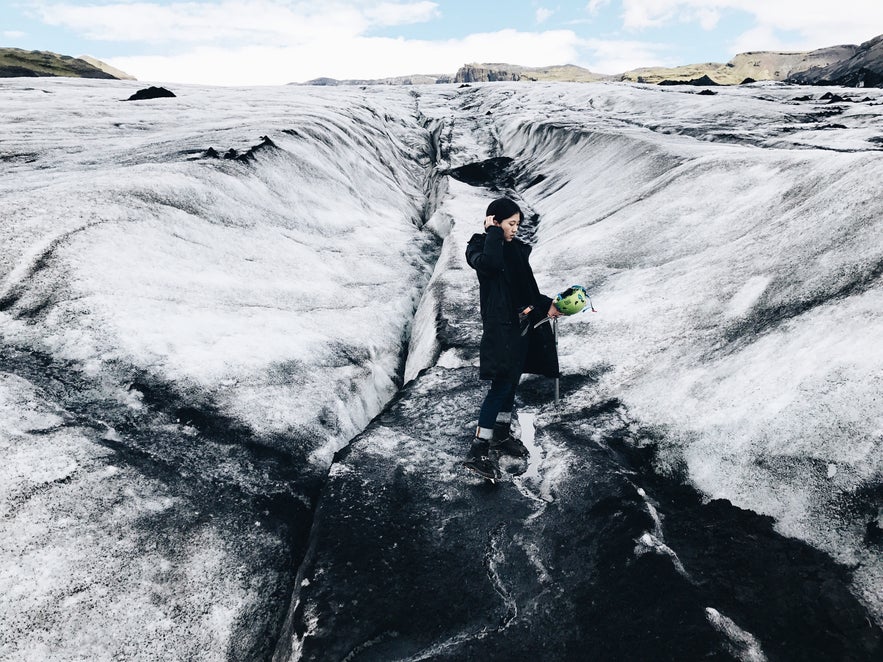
[547, 303, 562, 318]
[484, 215, 499, 230]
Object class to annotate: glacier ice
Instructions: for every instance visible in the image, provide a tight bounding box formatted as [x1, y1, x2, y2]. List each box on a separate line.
[2, 77, 882, 657]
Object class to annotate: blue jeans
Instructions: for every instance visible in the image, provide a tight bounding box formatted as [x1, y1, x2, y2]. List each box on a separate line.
[478, 377, 520, 429]
[478, 328, 528, 429]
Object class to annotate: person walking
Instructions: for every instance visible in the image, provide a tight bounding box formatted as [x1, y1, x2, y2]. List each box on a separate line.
[463, 197, 560, 480]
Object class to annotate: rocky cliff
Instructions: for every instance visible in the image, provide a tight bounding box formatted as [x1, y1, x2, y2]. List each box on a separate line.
[301, 33, 882, 88]
[302, 63, 606, 86]
[78, 54, 137, 81]
[454, 62, 607, 83]
[622, 45, 859, 85]
[788, 34, 883, 86]
[303, 73, 453, 86]
[0, 48, 129, 79]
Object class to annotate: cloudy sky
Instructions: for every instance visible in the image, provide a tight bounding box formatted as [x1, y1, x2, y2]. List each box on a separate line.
[3, 1, 882, 85]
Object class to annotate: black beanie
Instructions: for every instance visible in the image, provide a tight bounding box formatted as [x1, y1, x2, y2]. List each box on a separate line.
[486, 197, 523, 222]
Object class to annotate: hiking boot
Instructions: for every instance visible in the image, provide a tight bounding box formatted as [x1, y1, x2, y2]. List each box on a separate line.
[492, 421, 529, 458]
[493, 414, 522, 441]
[463, 438, 501, 481]
[490, 435, 529, 458]
[492, 420, 511, 442]
[463, 456, 502, 480]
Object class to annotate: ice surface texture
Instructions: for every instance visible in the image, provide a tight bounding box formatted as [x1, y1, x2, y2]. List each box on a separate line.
[487, 83, 883, 614]
[0, 79, 440, 660]
[278, 83, 882, 660]
[2, 78, 882, 659]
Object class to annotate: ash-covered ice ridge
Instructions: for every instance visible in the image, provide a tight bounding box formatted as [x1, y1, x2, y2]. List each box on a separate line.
[2, 78, 882, 660]
[276, 83, 882, 661]
[0, 78, 445, 660]
[483, 82, 883, 620]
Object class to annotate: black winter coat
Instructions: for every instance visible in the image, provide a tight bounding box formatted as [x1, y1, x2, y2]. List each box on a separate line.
[466, 226, 560, 381]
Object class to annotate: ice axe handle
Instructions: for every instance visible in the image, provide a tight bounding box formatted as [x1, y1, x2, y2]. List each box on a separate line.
[553, 317, 560, 407]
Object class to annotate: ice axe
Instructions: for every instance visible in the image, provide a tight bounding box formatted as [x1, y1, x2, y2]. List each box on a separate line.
[553, 317, 559, 407]
[532, 285, 597, 407]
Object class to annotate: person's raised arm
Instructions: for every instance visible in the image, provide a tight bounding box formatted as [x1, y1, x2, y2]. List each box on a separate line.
[466, 216, 505, 274]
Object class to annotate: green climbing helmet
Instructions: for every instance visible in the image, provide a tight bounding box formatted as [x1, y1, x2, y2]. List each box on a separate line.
[554, 285, 590, 315]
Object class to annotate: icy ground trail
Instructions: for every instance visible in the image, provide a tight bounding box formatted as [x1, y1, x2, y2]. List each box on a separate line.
[277, 84, 883, 660]
[1, 79, 882, 660]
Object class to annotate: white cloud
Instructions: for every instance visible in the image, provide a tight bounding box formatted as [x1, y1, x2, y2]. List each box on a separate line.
[34, 0, 882, 85]
[728, 24, 799, 54]
[536, 7, 554, 23]
[108, 28, 585, 85]
[3, 30, 28, 39]
[364, 1, 439, 26]
[34, 1, 439, 45]
[619, 1, 883, 49]
[586, 0, 612, 15]
[34, 1, 591, 84]
[695, 7, 719, 30]
[578, 37, 678, 74]
[620, 0, 678, 28]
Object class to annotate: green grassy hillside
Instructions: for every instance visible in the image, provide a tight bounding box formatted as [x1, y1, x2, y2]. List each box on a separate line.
[0, 48, 120, 79]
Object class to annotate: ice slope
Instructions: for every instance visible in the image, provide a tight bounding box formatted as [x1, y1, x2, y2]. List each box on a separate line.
[417, 86, 883, 556]
[0, 78, 441, 659]
[408, 81, 882, 622]
[2, 78, 882, 657]
[276, 83, 883, 659]
[466, 82, 883, 615]
[0, 79, 441, 460]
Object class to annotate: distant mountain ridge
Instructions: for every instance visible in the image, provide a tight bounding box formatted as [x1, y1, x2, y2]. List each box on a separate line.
[788, 33, 883, 87]
[304, 62, 609, 86]
[2, 34, 880, 88]
[0, 48, 133, 79]
[78, 55, 137, 80]
[453, 62, 608, 83]
[304, 73, 452, 86]
[303, 32, 883, 87]
[621, 45, 859, 85]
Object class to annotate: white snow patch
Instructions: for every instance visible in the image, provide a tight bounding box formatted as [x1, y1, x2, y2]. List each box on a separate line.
[634, 532, 689, 577]
[705, 607, 767, 662]
[0, 373, 65, 435]
[726, 275, 771, 318]
[101, 427, 122, 442]
[636, 487, 664, 537]
[521, 424, 573, 509]
[517, 411, 541, 483]
[435, 349, 469, 369]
